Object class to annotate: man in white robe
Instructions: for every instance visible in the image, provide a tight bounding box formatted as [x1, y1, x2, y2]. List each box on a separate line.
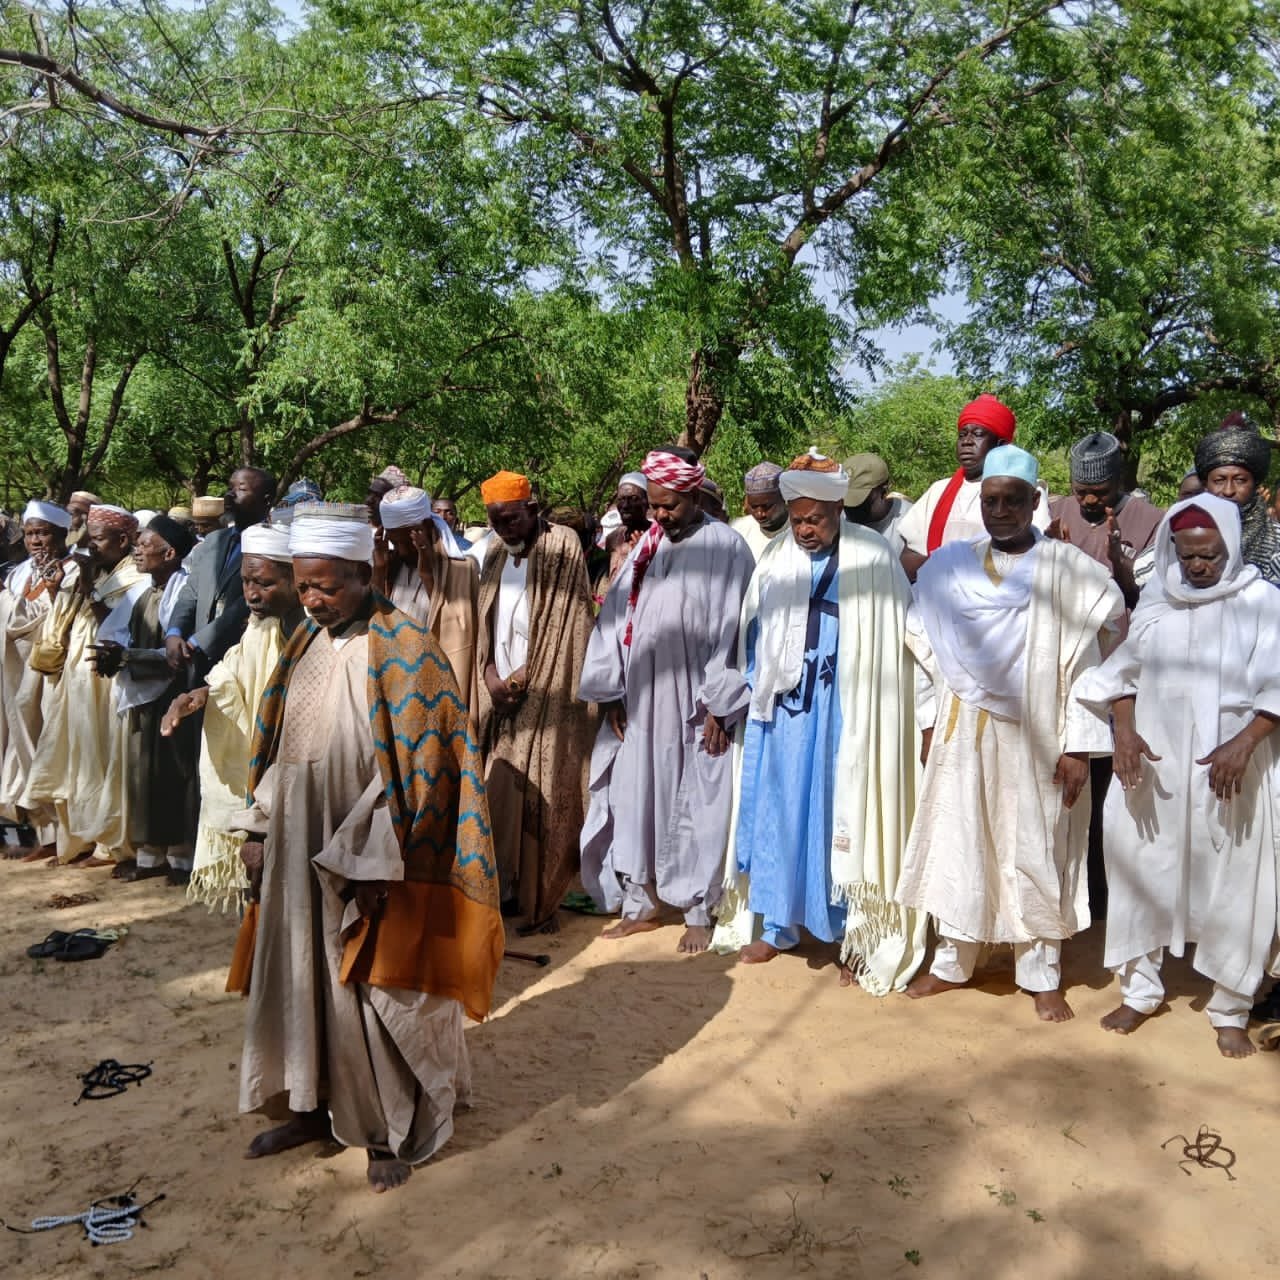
[230, 505, 502, 1192]
[21, 505, 148, 866]
[896, 445, 1122, 1021]
[579, 446, 755, 952]
[1075, 495, 1280, 1058]
[729, 462, 788, 562]
[711, 454, 925, 992]
[0, 500, 75, 856]
[897, 394, 1049, 581]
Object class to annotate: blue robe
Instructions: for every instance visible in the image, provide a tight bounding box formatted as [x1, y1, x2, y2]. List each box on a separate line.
[735, 547, 845, 948]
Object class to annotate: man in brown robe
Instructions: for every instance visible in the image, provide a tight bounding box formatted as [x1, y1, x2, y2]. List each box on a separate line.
[475, 471, 595, 933]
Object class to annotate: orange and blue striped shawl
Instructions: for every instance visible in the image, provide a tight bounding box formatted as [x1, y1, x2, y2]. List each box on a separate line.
[248, 594, 503, 1021]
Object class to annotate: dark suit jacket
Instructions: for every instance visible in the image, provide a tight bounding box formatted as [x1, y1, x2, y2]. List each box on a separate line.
[167, 526, 249, 665]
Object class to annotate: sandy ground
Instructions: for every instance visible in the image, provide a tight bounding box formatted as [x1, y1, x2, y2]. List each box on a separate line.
[0, 860, 1276, 1280]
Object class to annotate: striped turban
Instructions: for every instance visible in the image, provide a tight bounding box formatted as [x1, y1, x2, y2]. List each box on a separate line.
[86, 504, 138, 537]
[642, 449, 705, 493]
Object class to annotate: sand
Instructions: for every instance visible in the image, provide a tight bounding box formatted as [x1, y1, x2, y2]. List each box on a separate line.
[0, 860, 1276, 1279]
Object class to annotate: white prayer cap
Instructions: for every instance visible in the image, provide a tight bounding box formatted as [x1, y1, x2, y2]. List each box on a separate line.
[23, 499, 72, 529]
[778, 449, 849, 503]
[596, 506, 623, 548]
[379, 485, 433, 530]
[134, 509, 157, 529]
[982, 444, 1039, 487]
[618, 471, 648, 492]
[240, 522, 294, 562]
[287, 502, 375, 564]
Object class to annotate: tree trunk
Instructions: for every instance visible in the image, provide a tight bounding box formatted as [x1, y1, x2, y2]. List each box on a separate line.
[679, 343, 739, 456]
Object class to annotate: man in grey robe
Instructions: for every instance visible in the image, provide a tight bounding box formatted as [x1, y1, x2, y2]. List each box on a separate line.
[579, 446, 755, 953]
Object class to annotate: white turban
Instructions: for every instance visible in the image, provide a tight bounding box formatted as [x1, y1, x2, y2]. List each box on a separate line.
[619, 471, 648, 492]
[134, 509, 157, 529]
[240, 522, 294, 563]
[378, 485, 467, 559]
[287, 503, 375, 563]
[778, 451, 849, 503]
[23, 500, 72, 530]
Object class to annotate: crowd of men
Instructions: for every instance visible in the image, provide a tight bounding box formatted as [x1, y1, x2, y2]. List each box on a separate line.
[2, 399, 1279, 1193]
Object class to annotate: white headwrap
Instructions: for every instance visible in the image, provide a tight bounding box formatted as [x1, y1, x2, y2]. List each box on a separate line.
[23, 500, 72, 530]
[619, 471, 648, 492]
[1142, 493, 1254, 607]
[378, 485, 467, 559]
[778, 451, 849, 503]
[134, 509, 157, 529]
[287, 503, 375, 563]
[240, 522, 294, 563]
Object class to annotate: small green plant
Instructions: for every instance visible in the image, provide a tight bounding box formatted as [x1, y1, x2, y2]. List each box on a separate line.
[905, 1249, 922, 1266]
[1026, 1209, 1045, 1223]
[887, 1175, 912, 1199]
[984, 1184, 1017, 1207]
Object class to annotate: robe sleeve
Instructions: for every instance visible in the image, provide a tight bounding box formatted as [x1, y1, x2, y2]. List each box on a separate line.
[904, 606, 938, 730]
[227, 763, 276, 835]
[311, 772, 404, 885]
[577, 553, 630, 704]
[697, 537, 757, 721]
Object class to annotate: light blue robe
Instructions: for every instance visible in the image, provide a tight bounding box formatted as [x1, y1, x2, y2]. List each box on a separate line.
[735, 547, 846, 948]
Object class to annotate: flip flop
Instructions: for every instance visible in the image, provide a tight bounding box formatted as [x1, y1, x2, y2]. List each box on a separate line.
[56, 932, 114, 962]
[27, 930, 72, 959]
[560, 891, 609, 916]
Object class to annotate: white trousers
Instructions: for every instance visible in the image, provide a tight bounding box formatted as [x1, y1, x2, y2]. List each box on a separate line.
[1115, 949, 1252, 1029]
[137, 843, 194, 871]
[621, 876, 710, 927]
[931, 933, 1061, 993]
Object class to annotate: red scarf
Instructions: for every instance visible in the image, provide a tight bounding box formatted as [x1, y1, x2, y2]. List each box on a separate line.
[926, 468, 967, 554]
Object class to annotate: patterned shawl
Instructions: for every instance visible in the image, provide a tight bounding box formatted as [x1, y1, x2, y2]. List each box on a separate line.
[247, 593, 503, 1020]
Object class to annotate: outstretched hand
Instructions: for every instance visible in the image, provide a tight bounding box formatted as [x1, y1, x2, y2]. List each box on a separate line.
[1198, 733, 1257, 800]
[1113, 726, 1161, 790]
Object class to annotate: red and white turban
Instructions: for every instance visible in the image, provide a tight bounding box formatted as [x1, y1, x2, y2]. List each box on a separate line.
[641, 450, 705, 493]
[86, 504, 139, 537]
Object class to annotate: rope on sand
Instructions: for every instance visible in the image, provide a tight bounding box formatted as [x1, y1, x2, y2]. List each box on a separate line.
[1161, 1125, 1237, 1180]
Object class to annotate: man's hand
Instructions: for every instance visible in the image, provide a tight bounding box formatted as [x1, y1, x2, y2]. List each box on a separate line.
[161, 687, 209, 737]
[483, 662, 523, 712]
[702, 712, 730, 757]
[605, 700, 627, 741]
[920, 726, 934, 767]
[353, 881, 389, 919]
[1046, 517, 1066, 542]
[1054, 752, 1089, 808]
[88, 641, 124, 677]
[411, 523, 438, 595]
[240, 839, 265, 901]
[164, 634, 193, 670]
[1104, 510, 1140, 608]
[1113, 724, 1161, 790]
[1198, 733, 1258, 801]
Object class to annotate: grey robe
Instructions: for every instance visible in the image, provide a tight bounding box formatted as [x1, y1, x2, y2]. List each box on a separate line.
[578, 516, 754, 919]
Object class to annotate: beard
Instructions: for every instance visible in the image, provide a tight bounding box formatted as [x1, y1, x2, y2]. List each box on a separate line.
[501, 539, 527, 555]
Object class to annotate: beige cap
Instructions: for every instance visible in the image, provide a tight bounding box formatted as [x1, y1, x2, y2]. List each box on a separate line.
[167, 505, 192, 521]
[841, 453, 890, 508]
[192, 495, 225, 519]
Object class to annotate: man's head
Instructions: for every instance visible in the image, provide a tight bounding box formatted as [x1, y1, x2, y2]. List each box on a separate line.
[481, 471, 540, 553]
[1068, 432, 1126, 525]
[1178, 469, 1205, 502]
[288, 503, 376, 630]
[979, 445, 1041, 551]
[956, 394, 1017, 481]
[742, 462, 787, 534]
[133, 514, 195, 583]
[842, 453, 891, 525]
[22, 500, 71, 561]
[240, 524, 299, 619]
[431, 497, 460, 532]
[642, 446, 705, 542]
[84, 505, 139, 569]
[66, 490, 99, 531]
[780, 452, 848, 555]
[615, 472, 651, 534]
[226, 468, 276, 530]
[380, 485, 453, 561]
[366, 465, 408, 527]
[192, 495, 225, 537]
[698, 479, 727, 522]
[1169, 504, 1229, 590]
[1195, 417, 1272, 510]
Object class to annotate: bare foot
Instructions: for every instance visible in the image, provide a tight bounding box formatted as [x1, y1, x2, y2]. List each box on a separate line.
[16, 845, 54, 863]
[368, 1151, 412, 1192]
[1216, 1027, 1257, 1059]
[245, 1108, 330, 1158]
[838, 964, 859, 988]
[905, 973, 968, 1000]
[1100, 1004, 1148, 1035]
[678, 925, 712, 954]
[3, 845, 36, 862]
[739, 939, 780, 964]
[64, 848, 99, 867]
[76, 856, 115, 871]
[1032, 990, 1074, 1022]
[600, 918, 661, 940]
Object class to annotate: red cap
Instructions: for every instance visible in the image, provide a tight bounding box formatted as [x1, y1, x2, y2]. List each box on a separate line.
[958, 394, 1016, 442]
[1169, 505, 1217, 533]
